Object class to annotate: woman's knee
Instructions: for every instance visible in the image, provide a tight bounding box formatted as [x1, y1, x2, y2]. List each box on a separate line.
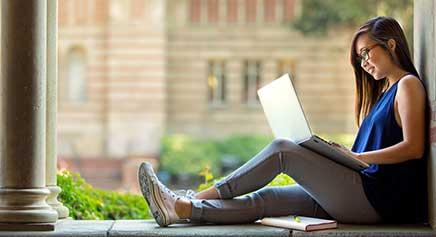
[270, 138, 298, 152]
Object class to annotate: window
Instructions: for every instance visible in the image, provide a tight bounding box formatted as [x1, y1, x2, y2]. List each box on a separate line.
[264, 0, 276, 23]
[227, 0, 238, 23]
[207, 0, 219, 23]
[130, 0, 145, 20]
[245, 0, 257, 23]
[208, 60, 227, 105]
[188, 0, 297, 25]
[283, 0, 296, 21]
[243, 60, 261, 104]
[66, 47, 87, 103]
[189, 0, 202, 23]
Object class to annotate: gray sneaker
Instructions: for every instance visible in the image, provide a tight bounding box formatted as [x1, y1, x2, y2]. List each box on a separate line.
[138, 162, 180, 227]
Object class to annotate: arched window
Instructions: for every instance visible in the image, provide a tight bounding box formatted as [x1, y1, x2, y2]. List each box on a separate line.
[66, 47, 87, 103]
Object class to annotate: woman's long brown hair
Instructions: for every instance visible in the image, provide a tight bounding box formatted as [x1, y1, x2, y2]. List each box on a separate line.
[350, 16, 420, 126]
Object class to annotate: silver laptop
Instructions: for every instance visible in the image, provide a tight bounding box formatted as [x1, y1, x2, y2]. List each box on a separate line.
[257, 73, 369, 171]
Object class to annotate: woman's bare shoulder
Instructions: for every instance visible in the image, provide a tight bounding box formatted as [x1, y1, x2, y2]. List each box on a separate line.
[398, 75, 425, 93]
[397, 74, 426, 101]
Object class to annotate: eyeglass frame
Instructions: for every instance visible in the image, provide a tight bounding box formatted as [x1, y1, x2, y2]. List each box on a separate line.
[357, 43, 380, 65]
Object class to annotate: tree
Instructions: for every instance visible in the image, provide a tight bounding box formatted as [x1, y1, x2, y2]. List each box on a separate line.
[292, 0, 413, 45]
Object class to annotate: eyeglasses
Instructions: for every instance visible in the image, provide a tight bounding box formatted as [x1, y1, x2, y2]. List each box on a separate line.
[357, 44, 380, 65]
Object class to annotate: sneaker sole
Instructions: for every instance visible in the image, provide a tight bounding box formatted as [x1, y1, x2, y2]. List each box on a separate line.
[138, 164, 159, 221]
[138, 163, 170, 227]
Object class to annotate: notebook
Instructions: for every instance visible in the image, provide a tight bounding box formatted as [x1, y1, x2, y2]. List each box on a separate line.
[257, 73, 369, 171]
[259, 215, 337, 232]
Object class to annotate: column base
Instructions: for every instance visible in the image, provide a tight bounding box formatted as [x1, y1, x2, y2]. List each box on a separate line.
[46, 185, 69, 219]
[0, 222, 55, 231]
[0, 188, 58, 223]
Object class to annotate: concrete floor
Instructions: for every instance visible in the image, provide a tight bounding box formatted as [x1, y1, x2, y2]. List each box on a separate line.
[0, 219, 434, 237]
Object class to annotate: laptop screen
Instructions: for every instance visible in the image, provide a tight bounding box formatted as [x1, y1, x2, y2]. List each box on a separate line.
[257, 74, 312, 143]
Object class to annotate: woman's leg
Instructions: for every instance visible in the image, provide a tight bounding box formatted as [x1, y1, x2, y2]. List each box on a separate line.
[194, 138, 381, 224]
[139, 138, 381, 226]
[195, 138, 299, 200]
[189, 184, 331, 224]
[195, 186, 219, 199]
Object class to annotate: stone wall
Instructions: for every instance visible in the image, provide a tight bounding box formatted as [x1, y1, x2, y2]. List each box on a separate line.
[57, 0, 356, 162]
[58, 0, 108, 158]
[166, 0, 355, 139]
[58, 0, 167, 159]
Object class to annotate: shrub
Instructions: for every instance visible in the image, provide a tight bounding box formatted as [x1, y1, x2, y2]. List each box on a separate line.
[57, 170, 151, 220]
[266, 173, 296, 187]
[160, 134, 221, 176]
[216, 135, 272, 164]
[160, 134, 271, 177]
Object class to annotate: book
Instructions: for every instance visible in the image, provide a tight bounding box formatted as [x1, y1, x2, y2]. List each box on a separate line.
[259, 215, 338, 232]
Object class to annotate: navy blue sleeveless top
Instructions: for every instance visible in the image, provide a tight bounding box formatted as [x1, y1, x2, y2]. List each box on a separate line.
[351, 78, 427, 223]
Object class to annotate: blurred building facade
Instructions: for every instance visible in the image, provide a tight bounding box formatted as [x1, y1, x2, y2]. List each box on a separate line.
[57, 0, 356, 191]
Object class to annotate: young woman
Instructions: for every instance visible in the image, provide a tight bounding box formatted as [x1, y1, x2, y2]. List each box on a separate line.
[138, 16, 428, 227]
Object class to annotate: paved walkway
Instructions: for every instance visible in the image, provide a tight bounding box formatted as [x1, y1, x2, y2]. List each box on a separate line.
[0, 220, 434, 237]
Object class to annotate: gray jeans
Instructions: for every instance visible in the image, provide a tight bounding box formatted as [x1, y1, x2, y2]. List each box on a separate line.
[190, 138, 382, 224]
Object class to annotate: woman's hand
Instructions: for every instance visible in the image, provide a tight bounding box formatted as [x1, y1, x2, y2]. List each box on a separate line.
[330, 142, 360, 159]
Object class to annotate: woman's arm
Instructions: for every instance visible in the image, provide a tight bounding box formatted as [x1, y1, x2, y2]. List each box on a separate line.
[356, 76, 426, 164]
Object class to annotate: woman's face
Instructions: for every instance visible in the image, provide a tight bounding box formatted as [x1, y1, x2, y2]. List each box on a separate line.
[355, 33, 394, 80]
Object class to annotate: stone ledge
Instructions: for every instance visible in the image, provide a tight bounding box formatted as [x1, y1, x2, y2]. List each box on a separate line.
[109, 220, 290, 237]
[0, 222, 55, 231]
[0, 220, 114, 237]
[0, 219, 434, 237]
[292, 224, 435, 237]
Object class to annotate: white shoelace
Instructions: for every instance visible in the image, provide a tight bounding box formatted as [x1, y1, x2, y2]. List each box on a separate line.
[174, 189, 196, 199]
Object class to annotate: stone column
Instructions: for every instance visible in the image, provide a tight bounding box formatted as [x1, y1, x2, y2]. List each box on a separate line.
[415, 0, 436, 229]
[46, 0, 69, 219]
[0, 0, 58, 229]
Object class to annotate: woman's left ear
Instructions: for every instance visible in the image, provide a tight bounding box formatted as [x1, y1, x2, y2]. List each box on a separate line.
[388, 39, 396, 51]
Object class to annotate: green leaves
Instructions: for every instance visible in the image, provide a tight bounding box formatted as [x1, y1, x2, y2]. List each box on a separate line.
[291, 0, 413, 37]
[160, 134, 272, 177]
[216, 135, 272, 164]
[267, 173, 296, 187]
[160, 134, 221, 176]
[199, 165, 214, 184]
[57, 171, 151, 220]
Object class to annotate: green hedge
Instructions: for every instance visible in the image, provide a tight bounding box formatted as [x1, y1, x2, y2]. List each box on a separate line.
[216, 135, 272, 164]
[160, 134, 272, 177]
[57, 171, 151, 220]
[160, 134, 222, 176]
